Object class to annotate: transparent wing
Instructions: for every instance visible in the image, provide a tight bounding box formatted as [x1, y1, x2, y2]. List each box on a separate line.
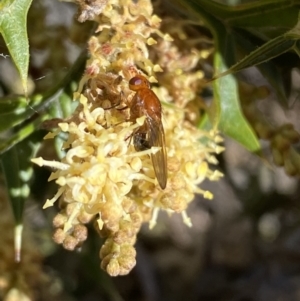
[147, 117, 167, 189]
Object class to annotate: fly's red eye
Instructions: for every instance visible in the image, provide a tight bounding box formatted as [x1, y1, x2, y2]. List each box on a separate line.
[129, 75, 150, 91]
[129, 77, 142, 87]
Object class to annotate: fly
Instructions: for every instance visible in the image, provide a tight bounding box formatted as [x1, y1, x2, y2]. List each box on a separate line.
[129, 75, 167, 189]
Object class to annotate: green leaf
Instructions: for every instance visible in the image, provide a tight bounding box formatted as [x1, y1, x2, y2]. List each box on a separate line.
[201, 12, 259, 152]
[169, 0, 300, 38]
[0, 114, 48, 155]
[0, 0, 33, 96]
[0, 51, 86, 157]
[168, 0, 261, 152]
[1, 132, 42, 223]
[212, 35, 296, 81]
[0, 50, 86, 134]
[0, 95, 28, 114]
[258, 62, 289, 108]
[212, 15, 300, 81]
[1, 132, 42, 261]
[0, 95, 43, 132]
[232, 29, 289, 108]
[212, 52, 261, 153]
[193, 0, 300, 38]
[293, 39, 300, 58]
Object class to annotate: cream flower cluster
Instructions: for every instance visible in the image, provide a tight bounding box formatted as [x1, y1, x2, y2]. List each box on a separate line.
[32, 0, 224, 276]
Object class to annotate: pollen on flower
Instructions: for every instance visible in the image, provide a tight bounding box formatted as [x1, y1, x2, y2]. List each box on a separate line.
[33, 0, 224, 277]
[147, 37, 157, 45]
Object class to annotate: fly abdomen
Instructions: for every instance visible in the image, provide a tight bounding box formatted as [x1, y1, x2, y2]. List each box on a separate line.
[133, 133, 151, 151]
